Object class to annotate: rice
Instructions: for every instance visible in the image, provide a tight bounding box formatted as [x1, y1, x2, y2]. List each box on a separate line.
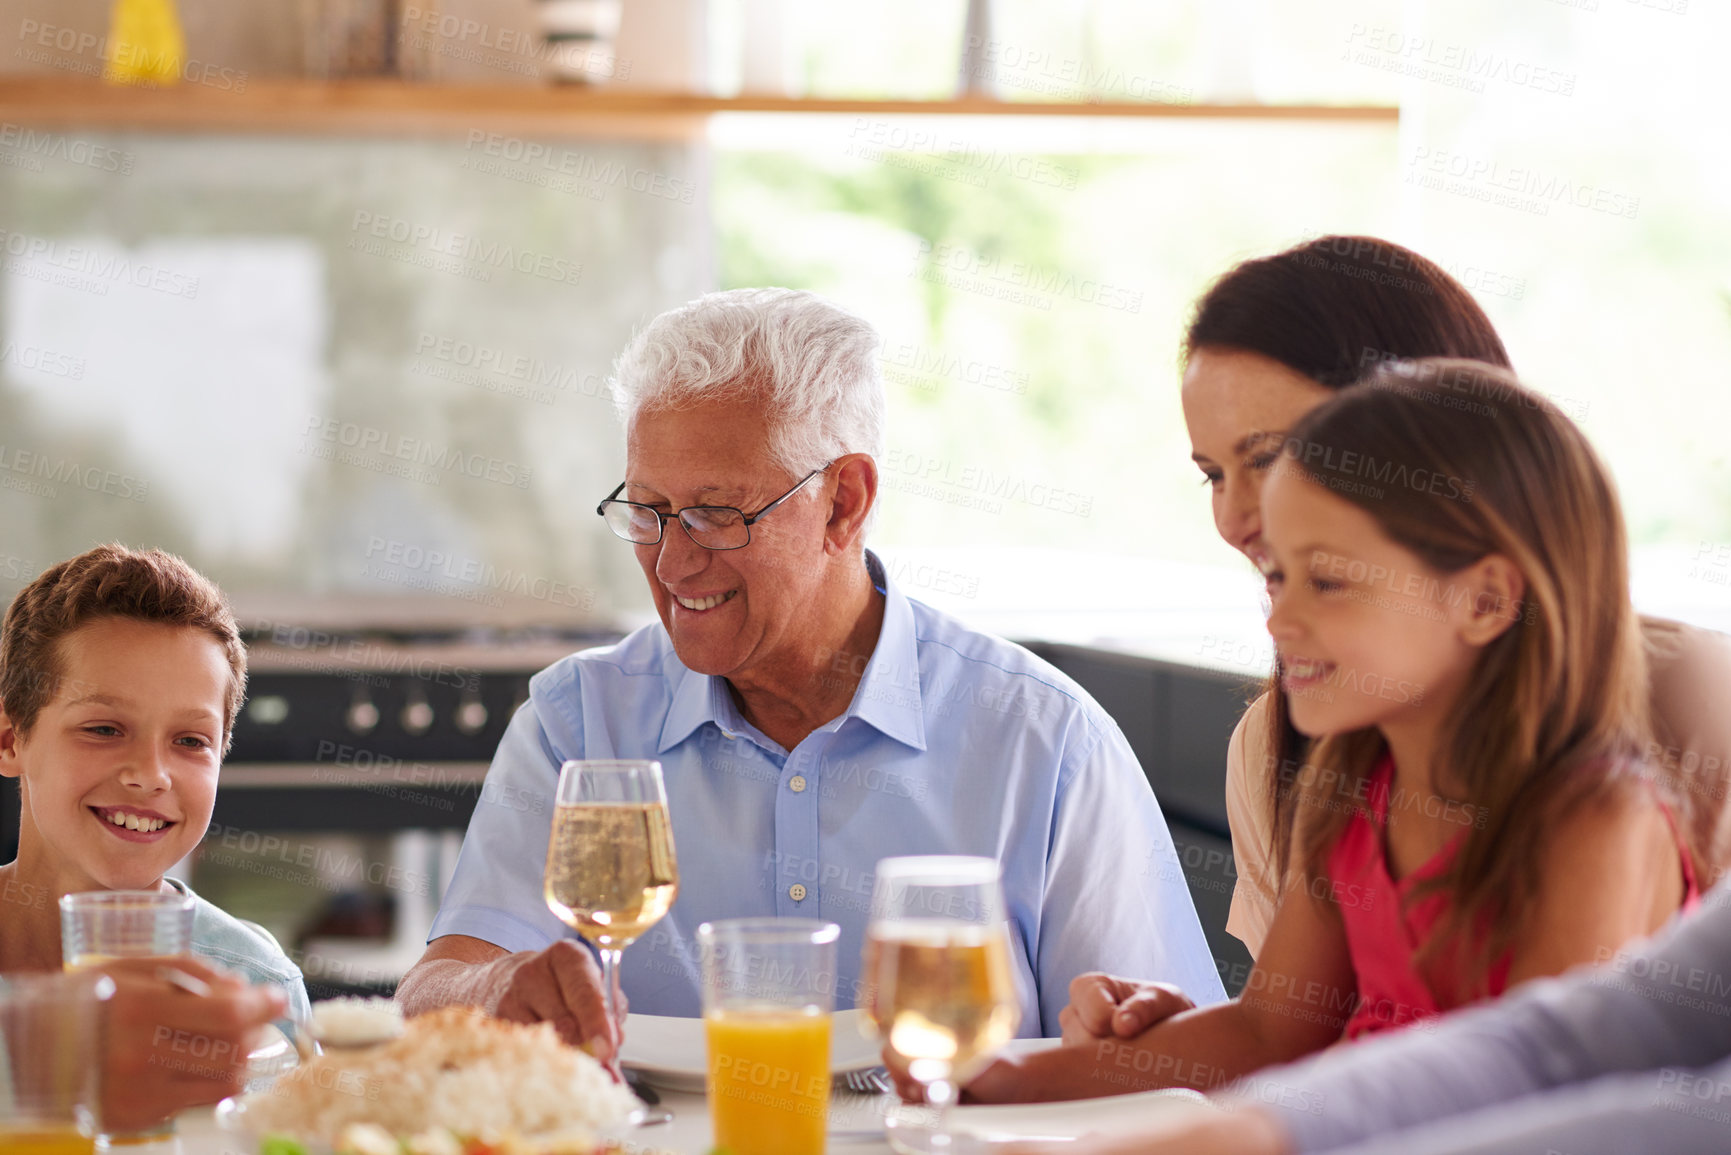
[246, 1006, 639, 1143]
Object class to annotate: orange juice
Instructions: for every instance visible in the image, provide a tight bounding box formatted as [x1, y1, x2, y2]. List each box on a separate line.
[705, 1006, 831, 1155]
[0, 1126, 97, 1155]
[61, 954, 123, 972]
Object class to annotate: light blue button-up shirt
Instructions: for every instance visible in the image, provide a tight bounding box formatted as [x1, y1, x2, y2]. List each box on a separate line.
[429, 552, 1225, 1034]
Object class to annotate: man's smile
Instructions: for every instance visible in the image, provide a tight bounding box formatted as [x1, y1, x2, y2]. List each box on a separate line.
[673, 589, 739, 613]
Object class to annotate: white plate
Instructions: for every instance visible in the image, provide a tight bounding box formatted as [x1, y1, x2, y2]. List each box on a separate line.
[885, 1087, 1215, 1150]
[216, 1094, 334, 1155]
[620, 1008, 881, 1093]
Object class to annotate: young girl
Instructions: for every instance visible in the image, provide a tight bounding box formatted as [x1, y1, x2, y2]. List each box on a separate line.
[950, 359, 1699, 1101]
[0, 545, 310, 1007]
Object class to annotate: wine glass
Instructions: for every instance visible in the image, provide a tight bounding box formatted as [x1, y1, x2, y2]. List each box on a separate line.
[543, 760, 679, 1076]
[863, 856, 1021, 1152]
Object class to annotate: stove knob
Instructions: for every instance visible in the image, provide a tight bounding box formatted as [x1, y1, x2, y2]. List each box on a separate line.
[455, 691, 489, 735]
[346, 693, 380, 735]
[246, 695, 290, 726]
[401, 688, 435, 736]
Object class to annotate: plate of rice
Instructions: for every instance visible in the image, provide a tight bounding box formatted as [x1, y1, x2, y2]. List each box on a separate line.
[220, 1006, 643, 1155]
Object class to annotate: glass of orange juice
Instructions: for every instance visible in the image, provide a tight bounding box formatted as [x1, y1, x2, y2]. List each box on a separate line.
[0, 971, 113, 1155]
[697, 918, 840, 1155]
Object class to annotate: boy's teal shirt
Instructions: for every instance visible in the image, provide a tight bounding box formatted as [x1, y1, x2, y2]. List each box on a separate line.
[165, 876, 313, 1024]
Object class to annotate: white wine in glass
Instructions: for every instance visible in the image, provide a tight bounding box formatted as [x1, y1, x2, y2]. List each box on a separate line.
[867, 919, 1018, 1080]
[865, 856, 1020, 1152]
[543, 760, 679, 1068]
[544, 801, 678, 944]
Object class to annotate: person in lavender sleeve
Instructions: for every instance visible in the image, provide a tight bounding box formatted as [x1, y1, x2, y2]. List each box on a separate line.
[398, 288, 1224, 1058]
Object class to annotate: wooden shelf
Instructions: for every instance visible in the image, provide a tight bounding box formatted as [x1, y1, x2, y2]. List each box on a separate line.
[0, 77, 1398, 141]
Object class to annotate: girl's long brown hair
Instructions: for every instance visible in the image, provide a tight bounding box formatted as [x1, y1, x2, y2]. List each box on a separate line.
[1183, 235, 1515, 887]
[1280, 359, 1678, 991]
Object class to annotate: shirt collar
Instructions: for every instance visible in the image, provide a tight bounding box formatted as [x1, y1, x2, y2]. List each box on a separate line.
[847, 550, 927, 751]
[658, 655, 727, 753]
[656, 549, 927, 754]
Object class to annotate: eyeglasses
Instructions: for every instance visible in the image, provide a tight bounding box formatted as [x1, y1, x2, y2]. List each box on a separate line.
[596, 467, 828, 550]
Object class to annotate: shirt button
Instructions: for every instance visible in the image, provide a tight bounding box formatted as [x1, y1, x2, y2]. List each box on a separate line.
[789, 883, 807, 901]
[789, 775, 807, 793]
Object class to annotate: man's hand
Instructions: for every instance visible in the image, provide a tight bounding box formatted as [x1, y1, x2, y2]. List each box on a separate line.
[400, 936, 624, 1066]
[491, 940, 622, 1063]
[1059, 973, 1194, 1046]
[99, 957, 287, 1133]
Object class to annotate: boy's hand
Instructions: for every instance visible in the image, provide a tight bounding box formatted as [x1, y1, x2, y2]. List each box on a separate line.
[98, 957, 287, 1132]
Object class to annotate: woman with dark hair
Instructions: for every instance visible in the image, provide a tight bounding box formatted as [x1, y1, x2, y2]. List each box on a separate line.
[1182, 236, 1519, 951]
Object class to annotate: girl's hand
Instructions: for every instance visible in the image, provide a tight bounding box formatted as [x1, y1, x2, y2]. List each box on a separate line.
[1060, 974, 1195, 1045]
[882, 1044, 1046, 1105]
[882, 1043, 924, 1102]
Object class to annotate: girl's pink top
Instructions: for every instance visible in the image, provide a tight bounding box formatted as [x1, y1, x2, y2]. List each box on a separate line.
[1328, 753, 1699, 1040]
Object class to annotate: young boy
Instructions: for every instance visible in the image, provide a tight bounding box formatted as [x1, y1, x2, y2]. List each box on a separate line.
[0, 545, 310, 1094]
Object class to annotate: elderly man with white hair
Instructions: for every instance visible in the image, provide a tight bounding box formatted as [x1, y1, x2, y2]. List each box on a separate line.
[398, 288, 1224, 1059]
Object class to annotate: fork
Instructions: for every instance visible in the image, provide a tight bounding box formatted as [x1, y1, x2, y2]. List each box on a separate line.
[837, 1066, 892, 1095]
[158, 965, 322, 1066]
[623, 1070, 675, 1127]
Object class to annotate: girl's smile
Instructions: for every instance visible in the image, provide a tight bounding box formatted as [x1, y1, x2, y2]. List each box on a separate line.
[1279, 656, 1336, 692]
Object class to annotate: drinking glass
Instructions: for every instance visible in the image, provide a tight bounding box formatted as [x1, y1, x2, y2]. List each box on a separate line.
[864, 856, 1020, 1153]
[59, 891, 194, 971]
[543, 759, 679, 1074]
[698, 918, 839, 1155]
[59, 890, 196, 1143]
[0, 971, 112, 1155]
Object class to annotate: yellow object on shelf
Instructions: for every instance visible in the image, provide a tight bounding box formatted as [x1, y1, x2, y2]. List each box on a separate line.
[102, 0, 186, 87]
